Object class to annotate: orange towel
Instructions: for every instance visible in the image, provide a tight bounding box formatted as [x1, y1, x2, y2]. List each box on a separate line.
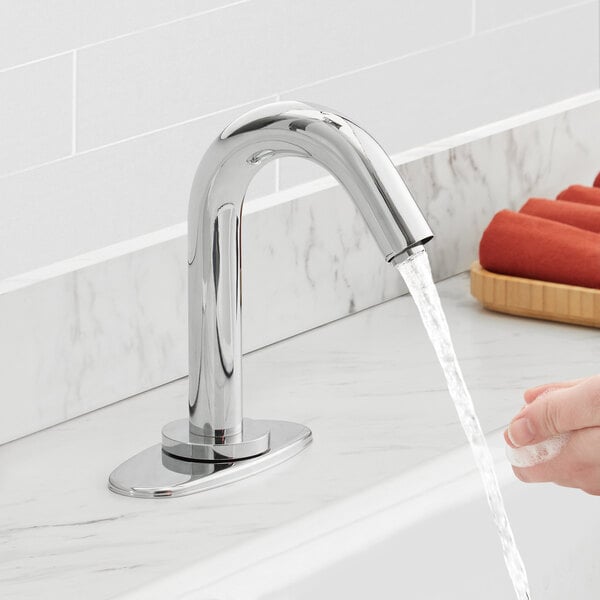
[557, 185, 600, 207]
[520, 198, 600, 234]
[594, 172, 600, 188]
[479, 210, 600, 289]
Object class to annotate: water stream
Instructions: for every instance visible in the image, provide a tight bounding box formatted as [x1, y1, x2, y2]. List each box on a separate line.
[397, 248, 531, 600]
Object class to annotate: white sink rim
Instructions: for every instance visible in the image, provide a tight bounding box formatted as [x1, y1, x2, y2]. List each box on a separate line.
[116, 429, 564, 600]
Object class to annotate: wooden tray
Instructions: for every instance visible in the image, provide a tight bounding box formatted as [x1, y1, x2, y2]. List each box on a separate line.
[470, 261, 600, 328]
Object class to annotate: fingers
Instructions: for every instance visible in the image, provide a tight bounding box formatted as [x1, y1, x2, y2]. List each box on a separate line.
[509, 375, 600, 496]
[511, 428, 600, 495]
[524, 377, 588, 403]
[508, 375, 600, 447]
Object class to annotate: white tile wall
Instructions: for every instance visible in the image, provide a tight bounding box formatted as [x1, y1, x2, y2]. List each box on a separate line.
[75, 0, 470, 150]
[0, 0, 598, 280]
[0, 55, 72, 175]
[279, 2, 600, 188]
[0, 0, 236, 69]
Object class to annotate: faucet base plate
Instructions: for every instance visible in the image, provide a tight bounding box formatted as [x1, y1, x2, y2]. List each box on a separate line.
[108, 419, 312, 499]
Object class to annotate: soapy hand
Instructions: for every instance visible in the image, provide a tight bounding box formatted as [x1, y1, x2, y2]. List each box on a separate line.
[504, 375, 600, 496]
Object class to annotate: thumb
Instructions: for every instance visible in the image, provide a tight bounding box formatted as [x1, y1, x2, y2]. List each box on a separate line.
[507, 376, 600, 447]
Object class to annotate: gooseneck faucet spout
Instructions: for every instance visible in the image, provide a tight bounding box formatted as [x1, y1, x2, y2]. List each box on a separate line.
[109, 101, 433, 498]
[187, 101, 433, 443]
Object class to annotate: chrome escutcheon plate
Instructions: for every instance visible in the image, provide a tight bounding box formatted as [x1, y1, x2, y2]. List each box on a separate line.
[108, 419, 312, 499]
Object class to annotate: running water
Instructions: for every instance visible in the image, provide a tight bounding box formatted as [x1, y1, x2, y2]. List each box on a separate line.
[397, 248, 531, 600]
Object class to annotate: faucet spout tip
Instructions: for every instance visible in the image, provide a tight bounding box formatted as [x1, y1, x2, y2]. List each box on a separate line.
[390, 242, 429, 267]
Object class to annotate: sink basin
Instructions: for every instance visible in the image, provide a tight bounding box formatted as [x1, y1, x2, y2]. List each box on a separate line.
[164, 430, 600, 600]
[255, 475, 599, 600]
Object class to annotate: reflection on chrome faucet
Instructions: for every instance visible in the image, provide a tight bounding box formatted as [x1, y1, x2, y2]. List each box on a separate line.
[109, 101, 433, 498]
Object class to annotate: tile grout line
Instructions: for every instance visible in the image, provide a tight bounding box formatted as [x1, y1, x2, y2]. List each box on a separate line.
[0, 0, 591, 79]
[66, 34, 483, 160]
[278, 34, 474, 97]
[1, 3, 597, 184]
[76, 0, 253, 52]
[281, 0, 598, 95]
[74, 94, 279, 154]
[1, 82, 599, 184]
[0, 154, 72, 181]
[274, 94, 281, 192]
[1, 85, 599, 183]
[475, 0, 596, 34]
[0, 94, 277, 181]
[274, 151, 281, 193]
[1, 32, 476, 171]
[0, 50, 72, 75]
[0, 0, 253, 75]
[71, 51, 77, 155]
[280, 1, 597, 98]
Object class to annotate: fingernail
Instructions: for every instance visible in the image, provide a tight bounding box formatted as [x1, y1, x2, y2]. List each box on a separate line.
[508, 418, 535, 447]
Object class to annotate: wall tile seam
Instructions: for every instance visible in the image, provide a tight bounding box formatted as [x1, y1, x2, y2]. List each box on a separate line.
[0, 94, 279, 182]
[0, 22, 474, 180]
[274, 94, 281, 192]
[72, 0, 597, 155]
[1, 0, 596, 182]
[278, 33, 474, 98]
[0, 0, 593, 77]
[72, 51, 77, 155]
[0, 23, 469, 180]
[280, 1, 598, 100]
[472, 0, 597, 34]
[69, 32, 475, 157]
[0, 0, 253, 75]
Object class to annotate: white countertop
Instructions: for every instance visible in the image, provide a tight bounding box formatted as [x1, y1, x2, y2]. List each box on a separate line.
[1, 273, 598, 599]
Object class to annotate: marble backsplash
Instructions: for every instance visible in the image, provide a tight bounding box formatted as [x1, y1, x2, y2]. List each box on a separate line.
[2, 93, 600, 443]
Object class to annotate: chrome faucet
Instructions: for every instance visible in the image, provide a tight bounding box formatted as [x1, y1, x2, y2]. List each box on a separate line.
[109, 101, 433, 498]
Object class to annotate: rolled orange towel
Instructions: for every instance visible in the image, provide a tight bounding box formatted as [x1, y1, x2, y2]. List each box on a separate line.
[479, 210, 600, 289]
[557, 185, 600, 207]
[594, 172, 600, 188]
[520, 198, 600, 234]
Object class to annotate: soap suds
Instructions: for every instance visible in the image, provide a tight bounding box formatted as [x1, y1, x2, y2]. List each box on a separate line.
[506, 434, 571, 468]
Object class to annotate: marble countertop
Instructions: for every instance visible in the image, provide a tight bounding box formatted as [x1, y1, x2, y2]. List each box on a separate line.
[1, 273, 598, 599]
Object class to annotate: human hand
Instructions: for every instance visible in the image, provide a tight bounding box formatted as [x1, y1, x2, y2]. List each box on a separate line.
[504, 376, 600, 496]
